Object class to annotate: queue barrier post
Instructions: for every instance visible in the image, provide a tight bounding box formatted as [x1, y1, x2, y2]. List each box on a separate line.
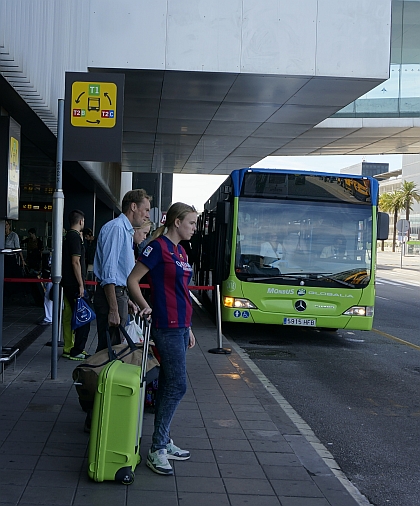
[208, 284, 231, 355]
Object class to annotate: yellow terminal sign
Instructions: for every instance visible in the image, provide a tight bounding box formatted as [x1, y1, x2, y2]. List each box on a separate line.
[71, 82, 117, 128]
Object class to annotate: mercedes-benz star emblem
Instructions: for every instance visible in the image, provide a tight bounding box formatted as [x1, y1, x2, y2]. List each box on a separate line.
[295, 300, 307, 312]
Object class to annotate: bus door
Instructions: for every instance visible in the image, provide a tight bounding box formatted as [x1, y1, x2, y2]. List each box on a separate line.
[197, 209, 214, 289]
[199, 202, 231, 305]
[213, 201, 231, 287]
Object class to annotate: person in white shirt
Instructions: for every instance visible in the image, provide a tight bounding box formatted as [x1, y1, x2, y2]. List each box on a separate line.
[4, 220, 25, 267]
[320, 235, 348, 259]
[260, 232, 283, 266]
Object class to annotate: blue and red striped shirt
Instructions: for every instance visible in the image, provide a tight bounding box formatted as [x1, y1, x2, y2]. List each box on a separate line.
[138, 235, 193, 329]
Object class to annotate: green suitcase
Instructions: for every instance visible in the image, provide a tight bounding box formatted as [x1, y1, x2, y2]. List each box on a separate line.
[87, 321, 150, 484]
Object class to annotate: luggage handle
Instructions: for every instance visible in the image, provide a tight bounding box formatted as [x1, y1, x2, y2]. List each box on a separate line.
[105, 329, 118, 362]
[119, 316, 151, 383]
[105, 313, 147, 360]
[103, 318, 151, 378]
[118, 316, 151, 382]
[117, 314, 150, 351]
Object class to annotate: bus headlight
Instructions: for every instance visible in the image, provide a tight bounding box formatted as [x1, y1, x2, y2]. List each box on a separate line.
[343, 306, 374, 317]
[223, 297, 257, 309]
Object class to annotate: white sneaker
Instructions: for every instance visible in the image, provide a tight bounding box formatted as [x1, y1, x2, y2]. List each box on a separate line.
[146, 448, 173, 475]
[166, 439, 190, 460]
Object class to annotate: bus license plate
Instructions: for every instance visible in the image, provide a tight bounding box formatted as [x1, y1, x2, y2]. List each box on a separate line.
[283, 318, 316, 327]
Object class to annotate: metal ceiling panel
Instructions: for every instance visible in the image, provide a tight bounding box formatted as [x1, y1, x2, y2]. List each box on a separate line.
[224, 74, 310, 103]
[158, 99, 220, 120]
[268, 104, 340, 124]
[212, 102, 280, 122]
[160, 70, 236, 101]
[298, 128, 359, 139]
[204, 121, 260, 136]
[103, 69, 390, 173]
[251, 123, 310, 138]
[288, 78, 383, 107]
[156, 118, 209, 134]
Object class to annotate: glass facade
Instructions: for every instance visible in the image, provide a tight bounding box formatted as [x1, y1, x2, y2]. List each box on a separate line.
[334, 0, 420, 118]
[401, 155, 420, 239]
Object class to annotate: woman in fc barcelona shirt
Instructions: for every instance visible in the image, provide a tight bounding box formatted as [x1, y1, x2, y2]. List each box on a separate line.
[127, 202, 197, 476]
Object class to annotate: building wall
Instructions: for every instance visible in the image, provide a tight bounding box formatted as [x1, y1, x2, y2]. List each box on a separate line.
[1, 0, 391, 138]
[88, 0, 391, 78]
[378, 155, 420, 239]
[340, 161, 389, 175]
[0, 1, 91, 132]
[401, 154, 420, 236]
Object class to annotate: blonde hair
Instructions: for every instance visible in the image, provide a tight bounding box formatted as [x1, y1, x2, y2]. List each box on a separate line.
[134, 219, 152, 231]
[152, 202, 197, 239]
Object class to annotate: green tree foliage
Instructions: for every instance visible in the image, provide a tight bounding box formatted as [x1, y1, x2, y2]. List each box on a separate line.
[379, 191, 404, 252]
[399, 181, 420, 239]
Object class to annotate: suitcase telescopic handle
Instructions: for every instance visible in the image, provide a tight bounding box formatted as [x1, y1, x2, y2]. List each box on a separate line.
[139, 316, 151, 383]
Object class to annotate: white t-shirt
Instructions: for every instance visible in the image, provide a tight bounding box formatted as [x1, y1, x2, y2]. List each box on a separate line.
[320, 245, 348, 259]
[5, 231, 20, 249]
[260, 241, 283, 265]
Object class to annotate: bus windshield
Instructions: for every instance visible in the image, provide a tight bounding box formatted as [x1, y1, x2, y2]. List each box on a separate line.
[235, 198, 372, 287]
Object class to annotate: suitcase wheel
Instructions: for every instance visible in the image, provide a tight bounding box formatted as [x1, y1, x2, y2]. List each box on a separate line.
[115, 467, 135, 485]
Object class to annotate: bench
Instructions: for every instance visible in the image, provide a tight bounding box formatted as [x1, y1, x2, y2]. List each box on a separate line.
[1, 347, 19, 383]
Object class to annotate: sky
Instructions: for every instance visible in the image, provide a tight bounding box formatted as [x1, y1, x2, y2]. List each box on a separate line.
[172, 154, 403, 211]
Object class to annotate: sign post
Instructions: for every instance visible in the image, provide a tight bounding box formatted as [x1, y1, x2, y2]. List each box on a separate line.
[51, 99, 65, 380]
[396, 219, 410, 268]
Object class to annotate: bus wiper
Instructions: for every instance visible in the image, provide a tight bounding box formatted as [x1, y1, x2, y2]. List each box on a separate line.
[284, 272, 356, 287]
[246, 274, 302, 282]
[308, 273, 355, 288]
[246, 272, 355, 287]
[247, 272, 331, 282]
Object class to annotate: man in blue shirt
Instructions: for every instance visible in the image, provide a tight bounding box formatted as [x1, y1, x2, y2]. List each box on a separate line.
[93, 189, 151, 352]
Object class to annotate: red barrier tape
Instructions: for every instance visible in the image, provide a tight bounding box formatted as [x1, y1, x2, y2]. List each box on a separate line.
[4, 278, 215, 291]
[4, 278, 52, 283]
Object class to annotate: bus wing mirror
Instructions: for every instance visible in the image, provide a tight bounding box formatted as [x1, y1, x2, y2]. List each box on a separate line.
[377, 212, 389, 240]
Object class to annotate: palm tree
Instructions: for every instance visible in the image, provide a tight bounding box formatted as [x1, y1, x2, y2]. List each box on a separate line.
[379, 190, 404, 252]
[399, 181, 420, 239]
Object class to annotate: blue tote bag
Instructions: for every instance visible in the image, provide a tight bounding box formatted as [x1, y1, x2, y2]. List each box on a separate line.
[71, 296, 96, 330]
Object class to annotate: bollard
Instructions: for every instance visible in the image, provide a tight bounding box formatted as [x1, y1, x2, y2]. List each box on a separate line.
[208, 285, 231, 355]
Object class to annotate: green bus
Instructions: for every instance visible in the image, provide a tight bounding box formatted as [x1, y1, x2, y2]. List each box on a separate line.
[195, 168, 389, 331]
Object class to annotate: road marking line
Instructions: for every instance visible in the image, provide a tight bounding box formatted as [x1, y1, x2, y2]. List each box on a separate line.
[376, 278, 418, 289]
[372, 329, 420, 350]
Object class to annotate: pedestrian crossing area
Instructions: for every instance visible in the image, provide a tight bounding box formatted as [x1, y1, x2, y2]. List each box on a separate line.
[376, 277, 420, 288]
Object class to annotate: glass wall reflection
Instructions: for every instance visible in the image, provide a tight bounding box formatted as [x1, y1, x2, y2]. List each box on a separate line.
[334, 0, 420, 118]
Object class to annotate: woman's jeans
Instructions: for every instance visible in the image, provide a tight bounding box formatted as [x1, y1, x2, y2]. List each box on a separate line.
[151, 327, 190, 451]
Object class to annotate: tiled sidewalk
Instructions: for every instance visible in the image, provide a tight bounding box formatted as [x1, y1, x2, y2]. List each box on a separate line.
[0, 298, 368, 506]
